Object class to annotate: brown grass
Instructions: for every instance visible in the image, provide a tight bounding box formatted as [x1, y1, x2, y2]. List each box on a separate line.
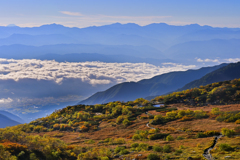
[28, 103, 240, 159]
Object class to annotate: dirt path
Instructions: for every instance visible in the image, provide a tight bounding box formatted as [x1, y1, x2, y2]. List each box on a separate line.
[202, 134, 223, 160]
[145, 111, 156, 130]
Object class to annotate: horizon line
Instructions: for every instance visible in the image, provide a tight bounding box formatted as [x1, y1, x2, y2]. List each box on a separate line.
[1, 22, 239, 29]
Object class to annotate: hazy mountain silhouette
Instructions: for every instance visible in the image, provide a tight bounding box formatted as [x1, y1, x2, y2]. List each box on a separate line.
[166, 39, 240, 60]
[79, 63, 227, 105]
[0, 110, 25, 124]
[0, 22, 239, 51]
[0, 44, 164, 60]
[173, 29, 240, 44]
[0, 34, 79, 46]
[0, 114, 20, 128]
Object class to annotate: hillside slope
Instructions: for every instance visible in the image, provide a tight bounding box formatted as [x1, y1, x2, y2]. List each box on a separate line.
[80, 63, 227, 105]
[179, 61, 240, 91]
[2, 76, 240, 159]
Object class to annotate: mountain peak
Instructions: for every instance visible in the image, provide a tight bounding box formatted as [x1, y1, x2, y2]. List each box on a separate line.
[40, 23, 66, 28]
[6, 24, 18, 27]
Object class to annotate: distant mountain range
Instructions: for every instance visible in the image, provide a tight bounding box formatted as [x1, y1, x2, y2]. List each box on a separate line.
[1, 22, 240, 120]
[0, 23, 240, 64]
[0, 110, 23, 128]
[0, 44, 164, 60]
[35, 53, 173, 66]
[166, 39, 240, 60]
[79, 63, 227, 105]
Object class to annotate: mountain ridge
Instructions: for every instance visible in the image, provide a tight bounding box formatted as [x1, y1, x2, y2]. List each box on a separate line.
[178, 61, 240, 91]
[79, 63, 227, 105]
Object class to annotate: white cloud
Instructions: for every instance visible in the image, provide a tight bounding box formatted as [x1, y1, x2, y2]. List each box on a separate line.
[60, 11, 83, 16]
[224, 58, 240, 63]
[196, 58, 220, 63]
[196, 57, 240, 64]
[0, 98, 13, 103]
[0, 59, 196, 85]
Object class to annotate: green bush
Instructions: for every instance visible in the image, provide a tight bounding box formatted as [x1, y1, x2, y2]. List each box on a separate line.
[114, 146, 126, 153]
[116, 116, 124, 124]
[211, 107, 221, 115]
[29, 153, 39, 160]
[221, 128, 235, 137]
[196, 131, 220, 138]
[196, 132, 207, 138]
[122, 119, 131, 127]
[131, 143, 139, 148]
[175, 149, 183, 154]
[219, 143, 233, 151]
[104, 138, 112, 142]
[163, 145, 172, 153]
[147, 153, 160, 160]
[18, 151, 26, 159]
[153, 146, 162, 152]
[101, 157, 109, 160]
[137, 143, 149, 151]
[149, 133, 168, 140]
[119, 149, 129, 155]
[166, 135, 174, 141]
[132, 134, 140, 140]
[176, 136, 184, 140]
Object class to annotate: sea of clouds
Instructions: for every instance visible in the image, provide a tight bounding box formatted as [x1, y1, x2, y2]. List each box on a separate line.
[0, 58, 197, 116]
[0, 58, 196, 85]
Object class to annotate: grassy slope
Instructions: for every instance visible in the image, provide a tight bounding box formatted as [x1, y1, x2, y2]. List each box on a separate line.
[1, 78, 240, 159]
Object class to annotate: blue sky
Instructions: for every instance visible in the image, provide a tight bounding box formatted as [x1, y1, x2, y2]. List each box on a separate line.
[0, 0, 240, 28]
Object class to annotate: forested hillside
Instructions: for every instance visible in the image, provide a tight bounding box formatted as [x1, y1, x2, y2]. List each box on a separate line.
[1, 78, 240, 159]
[154, 78, 240, 106]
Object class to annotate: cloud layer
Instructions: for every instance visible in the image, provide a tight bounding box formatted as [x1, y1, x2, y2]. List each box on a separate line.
[0, 58, 196, 85]
[196, 58, 240, 64]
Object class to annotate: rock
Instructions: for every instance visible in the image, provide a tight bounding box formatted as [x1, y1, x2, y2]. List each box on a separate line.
[225, 156, 231, 158]
[138, 154, 142, 157]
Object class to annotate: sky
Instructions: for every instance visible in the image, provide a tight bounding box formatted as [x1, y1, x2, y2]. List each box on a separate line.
[0, 0, 240, 28]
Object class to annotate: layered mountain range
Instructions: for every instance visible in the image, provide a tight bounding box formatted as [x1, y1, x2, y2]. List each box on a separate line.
[0, 23, 240, 64]
[80, 62, 240, 105]
[1, 23, 240, 120]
